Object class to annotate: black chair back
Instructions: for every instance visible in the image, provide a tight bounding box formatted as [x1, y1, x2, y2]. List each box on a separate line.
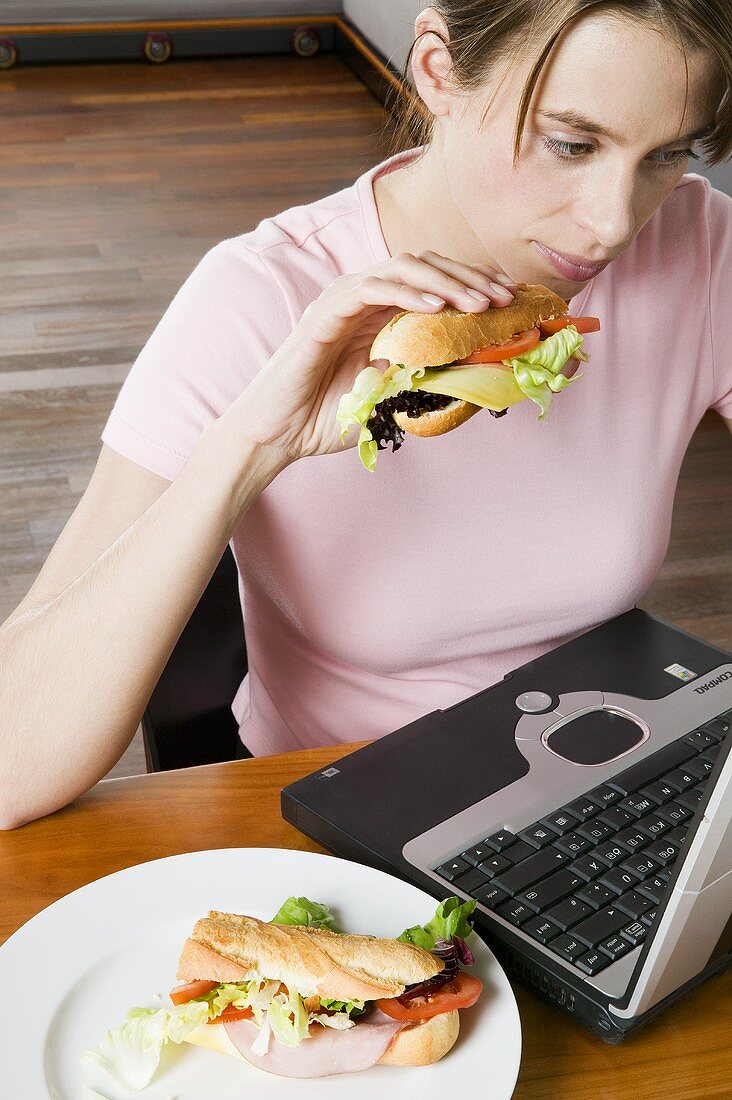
[141, 546, 249, 770]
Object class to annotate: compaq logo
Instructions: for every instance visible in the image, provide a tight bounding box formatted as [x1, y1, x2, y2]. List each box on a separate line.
[694, 670, 732, 695]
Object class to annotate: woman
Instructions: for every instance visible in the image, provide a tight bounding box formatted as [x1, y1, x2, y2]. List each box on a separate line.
[1, 2, 730, 828]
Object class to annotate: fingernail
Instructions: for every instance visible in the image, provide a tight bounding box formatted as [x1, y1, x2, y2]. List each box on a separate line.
[466, 288, 490, 301]
[493, 274, 519, 289]
[421, 293, 445, 305]
[490, 282, 514, 297]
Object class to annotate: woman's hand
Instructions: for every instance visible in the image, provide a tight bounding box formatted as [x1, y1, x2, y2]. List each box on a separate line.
[228, 251, 517, 464]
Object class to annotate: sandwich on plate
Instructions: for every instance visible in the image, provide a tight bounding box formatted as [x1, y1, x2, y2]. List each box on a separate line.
[336, 282, 600, 471]
[83, 895, 482, 1090]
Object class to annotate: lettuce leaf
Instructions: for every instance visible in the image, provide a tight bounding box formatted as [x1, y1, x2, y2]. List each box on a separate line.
[267, 986, 312, 1046]
[271, 896, 337, 930]
[82, 1000, 209, 1092]
[336, 363, 427, 472]
[319, 996, 366, 1017]
[505, 325, 585, 419]
[397, 897, 477, 952]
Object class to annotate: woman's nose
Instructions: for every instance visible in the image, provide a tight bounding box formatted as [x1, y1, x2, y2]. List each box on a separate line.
[576, 172, 637, 252]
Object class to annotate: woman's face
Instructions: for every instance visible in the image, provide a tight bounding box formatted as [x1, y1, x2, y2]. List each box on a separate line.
[428, 9, 721, 299]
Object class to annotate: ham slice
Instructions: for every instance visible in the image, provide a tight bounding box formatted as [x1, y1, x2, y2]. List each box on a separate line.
[224, 1010, 404, 1078]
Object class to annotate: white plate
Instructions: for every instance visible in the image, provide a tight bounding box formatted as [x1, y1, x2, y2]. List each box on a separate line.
[0, 847, 521, 1099]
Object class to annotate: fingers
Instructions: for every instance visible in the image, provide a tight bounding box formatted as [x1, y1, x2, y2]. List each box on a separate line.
[404, 251, 518, 307]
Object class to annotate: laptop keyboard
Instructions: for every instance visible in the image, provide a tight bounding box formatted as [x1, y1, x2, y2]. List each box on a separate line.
[433, 711, 731, 977]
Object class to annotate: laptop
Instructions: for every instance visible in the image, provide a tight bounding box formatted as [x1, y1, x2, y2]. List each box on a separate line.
[281, 608, 732, 1042]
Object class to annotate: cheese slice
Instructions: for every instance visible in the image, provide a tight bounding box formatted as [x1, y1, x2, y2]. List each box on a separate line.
[413, 365, 525, 410]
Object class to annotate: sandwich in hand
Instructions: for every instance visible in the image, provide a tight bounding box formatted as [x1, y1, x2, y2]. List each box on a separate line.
[337, 283, 600, 471]
[83, 896, 481, 1090]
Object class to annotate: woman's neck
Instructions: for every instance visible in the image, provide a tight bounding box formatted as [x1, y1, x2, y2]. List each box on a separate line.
[374, 141, 497, 265]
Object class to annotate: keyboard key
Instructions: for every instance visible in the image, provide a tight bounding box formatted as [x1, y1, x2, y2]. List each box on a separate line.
[643, 838, 681, 866]
[592, 841, 628, 867]
[539, 810, 580, 836]
[618, 793, 656, 817]
[586, 784, 622, 808]
[453, 868, 493, 895]
[599, 867, 639, 895]
[473, 883, 509, 909]
[496, 899, 534, 927]
[522, 916, 559, 944]
[664, 767, 697, 793]
[575, 949, 612, 975]
[477, 854, 512, 878]
[599, 934, 633, 961]
[683, 757, 715, 781]
[570, 854, 606, 881]
[550, 934, 586, 963]
[616, 889, 654, 919]
[544, 896, 593, 931]
[613, 826, 649, 852]
[561, 796, 600, 822]
[657, 801, 692, 826]
[636, 875, 667, 904]
[484, 830, 517, 852]
[517, 869, 583, 913]
[577, 881, 616, 909]
[641, 907, 658, 927]
[517, 824, 555, 849]
[501, 840, 536, 865]
[573, 906, 628, 947]
[552, 832, 592, 857]
[620, 920, 648, 947]
[620, 853, 659, 879]
[635, 813, 672, 840]
[666, 825, 689, 846]
[676, 787, 705, 811]
[576, 818, 614, 844]
[608, 741, 696, 795]
[572, 906, 629, 950]
[435, 857, 470, 881]
[684, 728, 719, 751]
[491, 847, 569, 896]
[461, 844, 494, 866]
[703, 716, 730, 740]
[597, 805, 635, 829]
[700, 744, 721, 764]
[641, 779, 676, 804]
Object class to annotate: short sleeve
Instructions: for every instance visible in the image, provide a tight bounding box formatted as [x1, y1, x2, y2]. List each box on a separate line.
[708, 184, 732, 417]
[101, 237, 295, 480]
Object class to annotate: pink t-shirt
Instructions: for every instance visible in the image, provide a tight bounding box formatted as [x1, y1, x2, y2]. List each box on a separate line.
[101, 146, 732, 756]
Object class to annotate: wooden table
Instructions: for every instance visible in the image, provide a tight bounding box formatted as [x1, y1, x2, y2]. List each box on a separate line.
[1, 745, 729, 1099]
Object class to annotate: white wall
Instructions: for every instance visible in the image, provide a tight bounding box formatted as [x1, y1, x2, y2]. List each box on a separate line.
[0, 1, 341, 19]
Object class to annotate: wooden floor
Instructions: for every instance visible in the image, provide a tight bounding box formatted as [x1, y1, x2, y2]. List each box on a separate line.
[0, 55, 730, 779]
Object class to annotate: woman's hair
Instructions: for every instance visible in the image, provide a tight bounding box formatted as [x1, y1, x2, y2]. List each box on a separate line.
[385, 1, 732, 167]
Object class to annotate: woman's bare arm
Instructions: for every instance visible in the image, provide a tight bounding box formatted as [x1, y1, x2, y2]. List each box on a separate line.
[0, 404, 288, 829]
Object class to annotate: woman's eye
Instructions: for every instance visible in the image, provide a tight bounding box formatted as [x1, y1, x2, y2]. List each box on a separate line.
[649, 148, 700, 169]
[543, 136, 594, 161]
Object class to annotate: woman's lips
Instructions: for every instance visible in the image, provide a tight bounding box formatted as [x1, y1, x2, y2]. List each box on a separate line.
[533, 241, 611, 281]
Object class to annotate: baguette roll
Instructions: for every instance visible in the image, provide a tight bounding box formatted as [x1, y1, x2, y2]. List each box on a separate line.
[177, 910, 443, 1001]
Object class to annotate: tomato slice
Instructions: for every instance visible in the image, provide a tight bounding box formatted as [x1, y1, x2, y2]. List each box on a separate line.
[170, 980, 219, 1006]
[208, 1004, 254, 1025]
[376, 970, 483, 1021]
[454, 326, 540, 365]
[539, 315, 601, 337]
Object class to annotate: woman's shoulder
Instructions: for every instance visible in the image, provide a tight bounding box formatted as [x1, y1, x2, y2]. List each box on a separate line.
[200, 174, 370, 296]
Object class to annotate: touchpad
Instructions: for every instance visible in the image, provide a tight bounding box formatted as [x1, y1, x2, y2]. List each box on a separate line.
[544, 708, 646, 765]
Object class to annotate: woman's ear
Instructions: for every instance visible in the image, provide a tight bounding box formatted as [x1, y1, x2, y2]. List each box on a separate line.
[410, 8, 458, 118]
